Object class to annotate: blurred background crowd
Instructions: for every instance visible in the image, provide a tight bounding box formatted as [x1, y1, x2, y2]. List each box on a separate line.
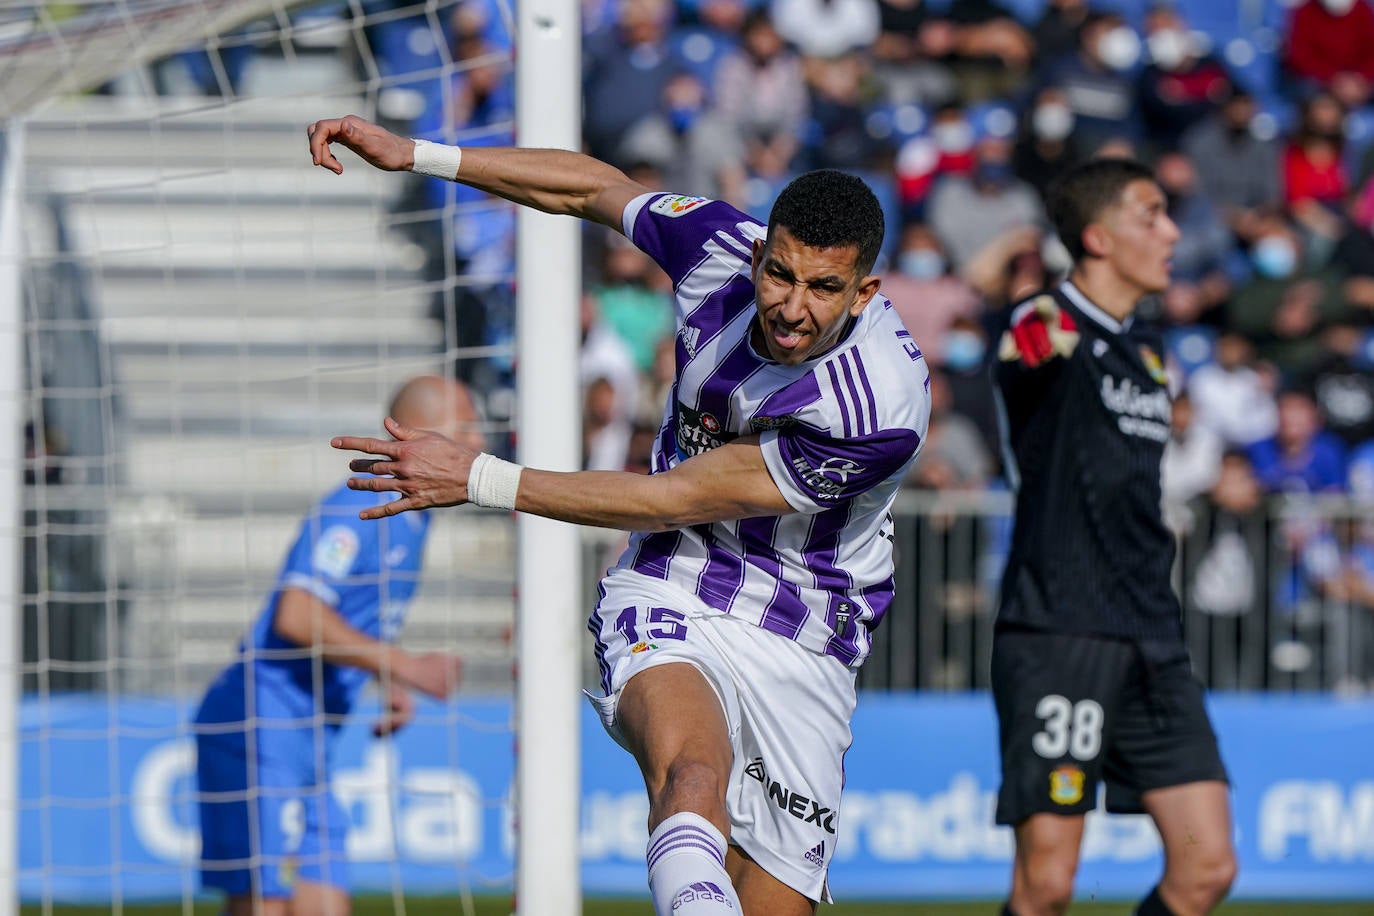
[108, 0, 1374, 690]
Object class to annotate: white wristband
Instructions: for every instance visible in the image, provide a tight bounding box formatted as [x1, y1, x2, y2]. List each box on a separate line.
[410, 138, 463, 180]
[468, 452, 523, 510]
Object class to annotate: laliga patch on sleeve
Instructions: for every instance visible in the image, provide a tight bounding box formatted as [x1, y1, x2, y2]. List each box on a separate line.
[312, 525, 360, 579]
[649, 195, 710, 217]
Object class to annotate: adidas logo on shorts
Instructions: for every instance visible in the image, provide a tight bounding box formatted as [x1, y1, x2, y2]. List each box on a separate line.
[803, 840, 826, 867]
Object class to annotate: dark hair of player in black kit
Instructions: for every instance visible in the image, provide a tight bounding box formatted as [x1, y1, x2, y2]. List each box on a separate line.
[1047, 157, 1158, 262]
[768, 170, 886, 277]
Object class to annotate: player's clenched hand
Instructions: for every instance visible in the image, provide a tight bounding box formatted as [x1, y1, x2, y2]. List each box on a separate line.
[333, 416, 477, 519]
[307, 115, 414, 175]
[998, 294, 1080, 368]
[397, 651, 464, 701]
[373, 679, 416, 737]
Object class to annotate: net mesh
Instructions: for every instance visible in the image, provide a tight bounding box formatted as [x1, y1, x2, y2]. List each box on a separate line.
[11, 0, 523, 908]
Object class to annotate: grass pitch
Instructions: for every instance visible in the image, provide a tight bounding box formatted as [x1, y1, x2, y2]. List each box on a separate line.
[20, 898, 1374, 915]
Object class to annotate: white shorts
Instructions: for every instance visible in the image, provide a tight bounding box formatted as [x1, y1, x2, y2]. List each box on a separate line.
[585, 569, 856, 903]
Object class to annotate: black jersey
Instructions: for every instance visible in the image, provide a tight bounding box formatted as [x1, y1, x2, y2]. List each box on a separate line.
[994, 281, 1184, 642]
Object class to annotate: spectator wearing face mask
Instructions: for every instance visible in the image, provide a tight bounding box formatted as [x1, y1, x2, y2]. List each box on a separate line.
[1283, 0, 1374, 111]
[1182, 88, 1282, 246]
[618, 71, 747, 202]
[1014, 86, 1080, 203]
[939, 315, 1001, 464]
[881, 222, 984, 365]
[1137, 5, 1237, 151]
[1039, 11, 1144, 156]
[1227, 216, 1356, 373]
[927, 107, 1045, 270]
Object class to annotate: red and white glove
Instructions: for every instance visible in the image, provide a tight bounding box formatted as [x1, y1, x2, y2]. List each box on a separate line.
[998, 295, 1080, 368]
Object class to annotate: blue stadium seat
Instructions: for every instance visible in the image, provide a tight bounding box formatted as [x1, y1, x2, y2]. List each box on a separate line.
[1165, 325, 1218, 380]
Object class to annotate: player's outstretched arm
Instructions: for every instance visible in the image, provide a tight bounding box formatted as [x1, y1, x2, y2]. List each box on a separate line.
[998, 294, 1080, 369]
[272, 587, 462, 700]
[333, 418, 795, 530]
[307, 114, 652, 230]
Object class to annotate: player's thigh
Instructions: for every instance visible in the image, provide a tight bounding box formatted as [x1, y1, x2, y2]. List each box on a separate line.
[991, 629, 1132, 826]
[1013, 812, 1087, 875]
[726, 846, 816, 916]
[617, 661, 734, 798]
[1101, 648, 1228, 816]
[1142, 779, 1234, 874]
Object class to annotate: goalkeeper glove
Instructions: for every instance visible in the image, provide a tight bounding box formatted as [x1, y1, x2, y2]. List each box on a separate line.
[998, 294, 1080, 368]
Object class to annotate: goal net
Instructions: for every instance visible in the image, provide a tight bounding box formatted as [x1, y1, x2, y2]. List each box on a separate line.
[3, 1, 582, 912]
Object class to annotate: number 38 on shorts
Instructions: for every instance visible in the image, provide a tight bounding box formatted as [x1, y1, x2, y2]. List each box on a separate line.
[1032, 695, 1104, 761]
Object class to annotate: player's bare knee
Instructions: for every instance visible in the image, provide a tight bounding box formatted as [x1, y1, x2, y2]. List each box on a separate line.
[650, 757, 729, 828]
[1017, 860, 1075, 914]
[1168, 849, 1236, 913]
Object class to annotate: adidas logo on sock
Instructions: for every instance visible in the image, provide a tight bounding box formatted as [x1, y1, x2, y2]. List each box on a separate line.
[672, 881, 734, 910]
[803, 841, 826, 866]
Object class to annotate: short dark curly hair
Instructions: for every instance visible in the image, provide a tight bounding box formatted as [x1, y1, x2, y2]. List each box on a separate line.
[768, 170, 885, 276]
[1048, 157, 1157, 262]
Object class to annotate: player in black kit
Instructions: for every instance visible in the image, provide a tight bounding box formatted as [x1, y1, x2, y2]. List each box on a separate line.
[992, 158, 1236, 916]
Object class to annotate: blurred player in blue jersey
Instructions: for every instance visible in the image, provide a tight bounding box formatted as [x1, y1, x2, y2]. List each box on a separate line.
[309, 117, 929, 915]
[193, 375, 483, 916]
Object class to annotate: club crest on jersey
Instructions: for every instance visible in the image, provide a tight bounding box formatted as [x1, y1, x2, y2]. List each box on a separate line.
[677, 403, 737, 457]
[651, 195, 709, 218]
[1049, 765, 1085, 805]
[1138, 346, 1168, 385]
[630, 641, 659, 654]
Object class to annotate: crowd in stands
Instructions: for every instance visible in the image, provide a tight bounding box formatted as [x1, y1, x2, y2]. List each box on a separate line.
[369, 0, 1374, 687]
[154, 0, 1374, 686]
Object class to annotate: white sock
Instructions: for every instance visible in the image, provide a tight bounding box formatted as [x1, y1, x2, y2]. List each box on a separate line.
[645, 812, 741, 915]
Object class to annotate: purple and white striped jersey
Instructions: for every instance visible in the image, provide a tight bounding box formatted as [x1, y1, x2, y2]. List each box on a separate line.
[612, 192, 931, 667]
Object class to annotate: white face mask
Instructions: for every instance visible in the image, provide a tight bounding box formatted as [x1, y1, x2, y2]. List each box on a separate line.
[933, 121, 974, 153]
[1032, 102, 1075, 141]
[1096, 25, 1141, 72]
[1321, 0, 1357, 14]
[1146, 28, 1190, 70]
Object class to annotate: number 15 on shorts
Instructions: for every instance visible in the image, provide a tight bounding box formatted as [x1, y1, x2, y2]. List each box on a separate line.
[616, 606, 689, 650]
[1032, 695, 1104, 761]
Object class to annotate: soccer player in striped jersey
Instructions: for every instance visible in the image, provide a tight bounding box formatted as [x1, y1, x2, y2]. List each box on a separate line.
[992, 158, 1236, 916]
[309, 115, 930, 915]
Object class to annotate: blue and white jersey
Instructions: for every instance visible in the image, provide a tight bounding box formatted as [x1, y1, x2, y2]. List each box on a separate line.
[222, 483, 431, 719]
[614, 192, 930, 667]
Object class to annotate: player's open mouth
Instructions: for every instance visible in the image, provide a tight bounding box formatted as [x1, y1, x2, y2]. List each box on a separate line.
[772, 323, 806, 349]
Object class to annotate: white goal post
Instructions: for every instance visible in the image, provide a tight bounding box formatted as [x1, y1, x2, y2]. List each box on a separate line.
[1, 1, 584, 912]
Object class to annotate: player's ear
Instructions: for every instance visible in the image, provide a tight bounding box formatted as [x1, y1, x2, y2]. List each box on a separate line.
[850, 274, 882, 316]
[1081, 222, 1111, 259]
[751, 235, 766, 278]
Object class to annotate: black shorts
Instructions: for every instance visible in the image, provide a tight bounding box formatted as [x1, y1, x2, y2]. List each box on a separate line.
[992, 628, 1228, 827]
